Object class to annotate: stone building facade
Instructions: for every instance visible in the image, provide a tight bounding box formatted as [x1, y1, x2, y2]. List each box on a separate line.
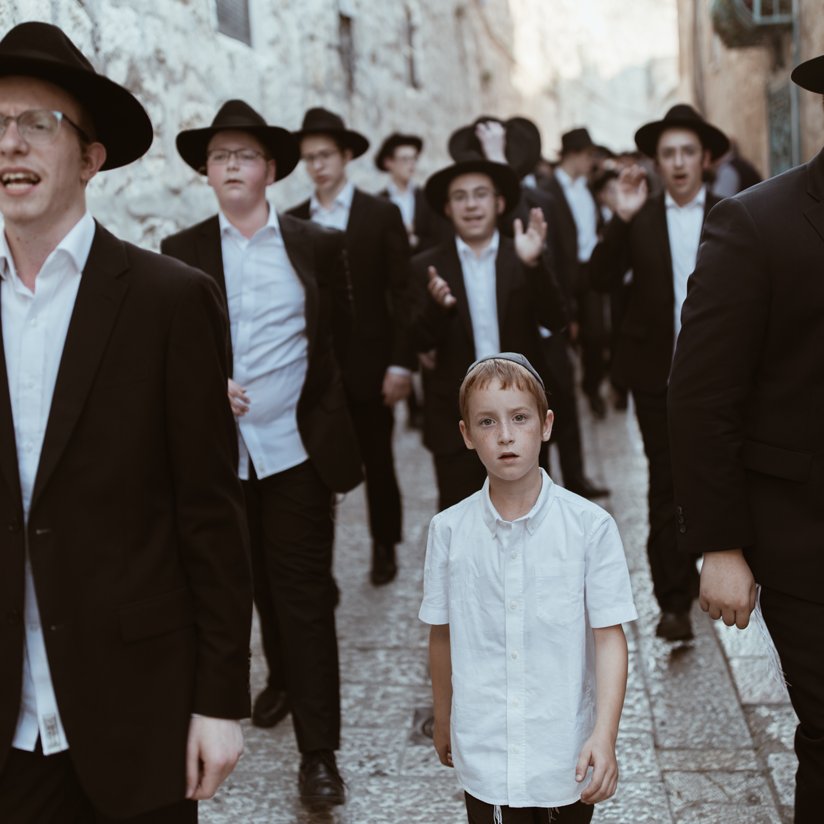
[676, 0, 824, 178]
[1, 0, 525, 247]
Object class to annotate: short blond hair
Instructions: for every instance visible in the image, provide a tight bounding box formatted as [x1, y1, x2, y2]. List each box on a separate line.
[459, 358, 548, 424]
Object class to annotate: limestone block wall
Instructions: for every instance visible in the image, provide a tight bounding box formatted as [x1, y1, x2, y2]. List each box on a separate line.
[1, 0, 521, 248]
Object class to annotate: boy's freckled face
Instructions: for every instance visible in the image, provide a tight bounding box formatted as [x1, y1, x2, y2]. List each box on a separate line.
[459, 382, 553, 485]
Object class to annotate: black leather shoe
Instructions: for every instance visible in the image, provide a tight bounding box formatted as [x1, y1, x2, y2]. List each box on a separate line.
[656, 611, 694, 642]
[299, 749, 345, 806]
[251, 686, 290, 729]
[565, 477, 610, 499]
[370, 543, 397, 586]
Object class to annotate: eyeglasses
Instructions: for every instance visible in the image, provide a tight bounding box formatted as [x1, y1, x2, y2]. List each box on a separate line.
[0, 109, 91, 145]
[301, 148, 340, 166]
[448, 187, 495, 205]
[206, 148, 268, 165]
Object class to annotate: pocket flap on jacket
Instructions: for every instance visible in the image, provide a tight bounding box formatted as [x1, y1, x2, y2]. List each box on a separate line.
[119, 587, 195, 643]
[741, 440, 812, 483]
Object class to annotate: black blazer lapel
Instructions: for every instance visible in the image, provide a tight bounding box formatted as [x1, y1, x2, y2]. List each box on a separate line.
[652, 195, 675, 298]
[194, 216, 227, 303]
[495, 239, 517, 331]
[30, 224, 129, 511]
[804, 151, 824, 245]
[0, 296, 22, 510]
[280, 215, 319, 360]
[440, 242, 474, 345]
[345, 188, 368, 239]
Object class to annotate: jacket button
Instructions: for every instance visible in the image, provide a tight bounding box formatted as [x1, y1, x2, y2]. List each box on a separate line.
[678, 526, 687, 534]
[7, 521, 20, 532]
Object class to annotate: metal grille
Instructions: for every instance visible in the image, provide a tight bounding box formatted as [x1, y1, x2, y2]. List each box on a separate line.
[216, 0, 252, 46]
[751, 0, 793, 24]
[768, 83, 794, 176]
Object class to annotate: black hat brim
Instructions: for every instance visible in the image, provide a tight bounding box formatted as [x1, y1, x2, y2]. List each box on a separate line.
[0, 54, 152, 170]
[792, 55, 824, 93]
[292, 127, 369, 159]
[424, 159, 520, 216]
[176, 125, 300, 180]
[635, 118, 729, 161]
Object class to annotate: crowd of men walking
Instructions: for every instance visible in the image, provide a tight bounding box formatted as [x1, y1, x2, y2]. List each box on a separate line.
[0, 17, 823, 824]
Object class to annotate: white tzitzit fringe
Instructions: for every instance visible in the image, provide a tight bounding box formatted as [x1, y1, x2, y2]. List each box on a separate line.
[493, 804, 503, 824]
[752, 584, 789, 692]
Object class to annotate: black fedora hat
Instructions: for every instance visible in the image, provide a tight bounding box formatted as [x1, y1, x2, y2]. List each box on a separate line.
[293, 107, 369, 158]
[791, 54, 824, 93]
[424, 154, 520, 215]
[558, 127, 596, 157]
[375, 132, 423, 171]
[448, 116, 542, 180]
[0, 21, 152, 170]
[635, 104, 729, 160]
[176, 100, 300, 180]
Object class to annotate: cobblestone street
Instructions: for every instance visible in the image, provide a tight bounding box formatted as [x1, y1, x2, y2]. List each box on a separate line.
[203, 399, 797, 824]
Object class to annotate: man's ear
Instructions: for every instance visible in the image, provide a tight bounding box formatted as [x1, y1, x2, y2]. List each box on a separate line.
[495, 195, 505, 216]
[266, 159, 277, 185]
[542, 409, 554, 442]
[459, 419, 475, 451]
[79, 141, 107, 186]
[701, 149, 712, 171]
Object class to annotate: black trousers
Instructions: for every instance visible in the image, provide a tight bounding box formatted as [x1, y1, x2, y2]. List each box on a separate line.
[347, 396, 403, 545]
[244, 460, 340, 752]
[0, 747, 195, 823]
[434, 449, 487, 512]
[632, 388, 698, 613]
[575, 264, 610, 401]
[759, 587, 824, 824]
[465, 793, 593, 823]
[540, 335, 586, 486]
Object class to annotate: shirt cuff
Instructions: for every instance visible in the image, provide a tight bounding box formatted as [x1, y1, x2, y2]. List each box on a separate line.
[419, 604, 449, 625]
[587, 605, 638, 629]
[387, 365, 412, 377]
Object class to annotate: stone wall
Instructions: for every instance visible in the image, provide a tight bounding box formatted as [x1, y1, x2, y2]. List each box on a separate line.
[1, 0, 521, 248]
[676, 0, 824, 177]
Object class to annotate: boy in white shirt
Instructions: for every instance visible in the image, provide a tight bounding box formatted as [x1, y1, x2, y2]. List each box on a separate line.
[420, 353, 637, 823]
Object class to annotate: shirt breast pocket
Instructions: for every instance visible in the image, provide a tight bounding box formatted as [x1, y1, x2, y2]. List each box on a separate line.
[535, 573, 584, 625]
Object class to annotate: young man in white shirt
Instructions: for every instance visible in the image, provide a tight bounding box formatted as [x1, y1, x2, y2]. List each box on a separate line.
[589, 104, 729, 642]
[288, 108, 414, 587]
[420, 354, 636, 822]
[0, 22, 251, 822]
[162, 100, 362, 807]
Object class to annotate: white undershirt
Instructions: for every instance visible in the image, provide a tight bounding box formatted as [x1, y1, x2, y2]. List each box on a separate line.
[220, 206, 309, 480]
[386, 180, 416, 232]
[2, 211, 96, 755]
[456, 231, 500, 360]
[666, 185, 706, 342]
[555, 167, 598, 262]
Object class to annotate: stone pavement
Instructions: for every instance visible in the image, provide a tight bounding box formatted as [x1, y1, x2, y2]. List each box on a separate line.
[202, 400, 797, 824]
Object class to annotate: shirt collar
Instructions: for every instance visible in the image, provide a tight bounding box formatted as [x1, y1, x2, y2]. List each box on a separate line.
[554, 167, 582, 190]
[480, 468, 553, 538]
[310, 179, 355, 216]
[455, 230, 500, 262]
[218, 202, 280, 238]
[0, 211, 95, 283]
[387, 180, 415, 199]
[665, 185, 706, 211]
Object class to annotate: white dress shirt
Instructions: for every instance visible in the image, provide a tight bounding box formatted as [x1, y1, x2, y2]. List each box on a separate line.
[220, 207, 309, 480]
[666, 185, 706, 342]
[386, 180, 416, 231]
[420, 470, 637, 808]
[555, 167, 599, 262]
[2, 211, 96, 755]
[456, 232, 501, 360]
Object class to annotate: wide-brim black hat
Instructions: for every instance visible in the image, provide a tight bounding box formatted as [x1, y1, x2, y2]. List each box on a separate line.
[375, 132, 423, 171]
[424, 155, 521, 215]
[635, 104, 729, 160]
[791, 54, 824, 93]
[292, 107, 369, 158]
[448, 116, 541, 180]
[558, 127, 595, 157]
[176, 100, 300, 180]
[0, 21, 152, 170]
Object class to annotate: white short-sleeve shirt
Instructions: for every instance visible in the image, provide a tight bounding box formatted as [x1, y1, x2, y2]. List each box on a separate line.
[419, 469, 637, 808]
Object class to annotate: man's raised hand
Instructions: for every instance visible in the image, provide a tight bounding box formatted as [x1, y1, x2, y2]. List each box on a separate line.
[513, 207, 547, 267]
[427, 265, 457, 309]
[615, 165, 649, 223]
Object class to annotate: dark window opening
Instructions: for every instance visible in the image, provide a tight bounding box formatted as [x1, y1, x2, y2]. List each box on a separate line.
[216, 0, 252, 46]
[339, 13, 355, 94]
[404, 7, 420, 89]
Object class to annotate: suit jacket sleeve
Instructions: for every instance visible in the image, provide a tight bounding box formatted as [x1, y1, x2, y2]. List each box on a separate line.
[407, 253, 456, 353]
[382, 202, 416, 369]
[667, 196, 769, 554]
[589, 214, 633, 294]
[321, 229, 354, 367]
[530, 255, 569, 335]
[165, 273, 252, 717]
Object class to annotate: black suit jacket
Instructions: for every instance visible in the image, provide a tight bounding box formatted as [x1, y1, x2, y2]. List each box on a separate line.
[288, 188, 415, 401]
[376, 185, 453, 252]
[668, 151, 824, 603]
[408, 236, 567, 456]
[0, 224, 251, 817]
[161, 213, 363, 495]
[589, 191, 720, 393]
